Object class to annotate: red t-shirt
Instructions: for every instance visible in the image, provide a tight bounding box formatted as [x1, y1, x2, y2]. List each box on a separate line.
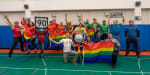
[35, 30, 48, 42]
[12, 26, 22, 37]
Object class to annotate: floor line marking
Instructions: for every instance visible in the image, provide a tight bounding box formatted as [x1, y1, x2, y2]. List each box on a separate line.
[138, 59, 144, 75]
[0, 67, 149, 74]
[89, 64, 93, 75]
[0, 54, 150, 59]
[42, 58, 47, 66]
[45, 68, 47, 75]
[109, 72, 112, 75]
[42, 58, 47, 75]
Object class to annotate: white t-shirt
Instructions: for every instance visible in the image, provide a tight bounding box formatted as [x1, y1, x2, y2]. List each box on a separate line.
[60, 38, 73, 52]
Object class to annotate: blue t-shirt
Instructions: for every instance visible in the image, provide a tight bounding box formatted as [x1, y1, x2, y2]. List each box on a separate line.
[105, 38, 120, 50]
[125, 25, 139, 38]
[110, 24, 121, 35]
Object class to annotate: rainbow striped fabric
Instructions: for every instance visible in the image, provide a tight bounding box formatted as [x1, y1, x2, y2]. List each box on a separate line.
[23, 19, 35, 41]
[83, 41, 114, 64]
[85, 28, 94, 37]
[50, 31, 72, 41]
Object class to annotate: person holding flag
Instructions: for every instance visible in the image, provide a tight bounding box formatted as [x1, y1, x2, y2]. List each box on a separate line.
[47, 21, 57, 48]
[49, 32, 78, 65]
[22, 17, 37, 54]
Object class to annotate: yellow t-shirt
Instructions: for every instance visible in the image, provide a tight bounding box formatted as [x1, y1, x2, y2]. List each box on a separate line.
[74, 27, 85, 34]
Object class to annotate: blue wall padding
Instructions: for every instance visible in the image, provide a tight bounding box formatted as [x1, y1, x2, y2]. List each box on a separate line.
[0, 25, 150, 51]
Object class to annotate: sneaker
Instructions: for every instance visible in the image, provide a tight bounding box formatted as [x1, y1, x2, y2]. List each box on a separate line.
[72, 61, 78, 65]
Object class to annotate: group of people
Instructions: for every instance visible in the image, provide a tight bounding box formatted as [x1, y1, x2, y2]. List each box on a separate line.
[4, 13, 140, 65]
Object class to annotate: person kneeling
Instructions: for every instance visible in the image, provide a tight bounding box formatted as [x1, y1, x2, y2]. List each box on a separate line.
[49, 33, 78, 65]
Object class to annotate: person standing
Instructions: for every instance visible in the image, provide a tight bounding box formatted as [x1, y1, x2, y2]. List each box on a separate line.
[52, 19, 59, 28]
[65, 13, 73, 32]
[4, 13, 24, 58]
[91, 18, 100, 42]
[57, 22, 66, 32]
[100, 20, 110, 40]
[47, 21, 57, 48]
[108, 16, 125, 42]
[125, 20, 140, 58]
[105, 33, 120, 68]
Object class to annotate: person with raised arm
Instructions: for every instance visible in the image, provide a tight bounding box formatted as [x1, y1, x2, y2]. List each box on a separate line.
[108, 15, 125, 42]
[80, 16, 91, 31]
[4, 13, 24, 59]
[35, 29, 48, 58]
[65, 13, 74, 32]
[22, 17, 37, 54]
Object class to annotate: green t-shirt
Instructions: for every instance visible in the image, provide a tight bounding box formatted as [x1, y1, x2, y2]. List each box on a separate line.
[92, 22, 100, 32]
[101, 25, 109, 34]
[84, 22, 91, 30]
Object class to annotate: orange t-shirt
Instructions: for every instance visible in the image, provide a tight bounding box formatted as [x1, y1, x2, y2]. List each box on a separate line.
[57, 25, 66, 31]
[67, 24, 73, 31]
[48, 24, 56, 33]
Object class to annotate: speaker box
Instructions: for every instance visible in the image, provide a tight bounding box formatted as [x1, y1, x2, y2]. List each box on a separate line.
[135, 1, 141, 7]
[24, 4, 29, 9]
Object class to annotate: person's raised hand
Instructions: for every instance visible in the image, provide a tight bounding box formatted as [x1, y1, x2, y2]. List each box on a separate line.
[4, 13, 8, 17]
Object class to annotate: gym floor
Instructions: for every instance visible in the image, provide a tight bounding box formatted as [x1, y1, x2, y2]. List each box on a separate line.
[0, 49, 150, 75]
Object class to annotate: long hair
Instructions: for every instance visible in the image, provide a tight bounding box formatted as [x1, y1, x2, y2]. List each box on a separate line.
[28, 21, 35, 27]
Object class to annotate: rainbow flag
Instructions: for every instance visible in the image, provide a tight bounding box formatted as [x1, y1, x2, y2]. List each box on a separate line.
[50, 31, 66, 41]
[83, 41, 114, 64]
[50, 31, 72, 41]
[23, 19, 34, 41]
[86, 28, 94, 37]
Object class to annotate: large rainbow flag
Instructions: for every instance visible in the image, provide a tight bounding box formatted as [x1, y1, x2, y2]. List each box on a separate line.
[83, 41, 114, 64]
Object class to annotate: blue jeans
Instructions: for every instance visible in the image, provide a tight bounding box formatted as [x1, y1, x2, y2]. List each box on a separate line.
[38, 42, 44, 55]
[112, 35, 120, 50]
